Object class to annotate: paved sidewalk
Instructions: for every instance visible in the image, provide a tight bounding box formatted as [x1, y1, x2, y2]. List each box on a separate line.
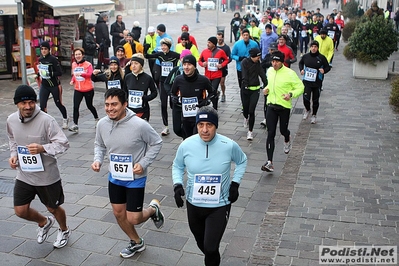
[0, 2, 398, 266]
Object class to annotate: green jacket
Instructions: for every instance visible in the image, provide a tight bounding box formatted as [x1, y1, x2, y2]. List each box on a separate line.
[266, 65, 304, 109]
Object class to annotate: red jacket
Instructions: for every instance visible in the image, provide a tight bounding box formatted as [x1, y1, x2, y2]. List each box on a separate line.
[71, 60, 94, 92]
[278, 44, 295, 67]
[199, 47, 229, 80]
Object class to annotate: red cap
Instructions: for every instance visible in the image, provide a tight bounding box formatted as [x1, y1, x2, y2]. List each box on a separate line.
[181, 25, 189, 31]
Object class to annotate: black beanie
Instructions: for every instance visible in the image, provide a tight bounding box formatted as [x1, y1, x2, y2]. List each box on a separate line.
[182, 55, 197, 67]
[196, 110, 219, 128]
[14, 85, 37, 104]
[181, 32, 190, 40]
[249, 47, 261, 57]
[131, 54, 145, 67]
[208, 36, 217, 46]
[157, 24, 166, 33]
[40, 41, 50, 50]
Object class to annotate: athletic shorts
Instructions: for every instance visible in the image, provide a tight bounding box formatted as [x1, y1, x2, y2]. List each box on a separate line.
[14, 179, 64, 209]
[221, 68, 228, 77]
[108, 181, 145, 212]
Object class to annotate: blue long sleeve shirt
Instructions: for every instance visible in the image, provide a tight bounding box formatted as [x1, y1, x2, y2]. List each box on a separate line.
[172, 133, 247, 208]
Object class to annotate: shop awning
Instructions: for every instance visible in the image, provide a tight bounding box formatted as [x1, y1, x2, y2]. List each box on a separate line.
[35, 0, 115, 16]
[0, 0, 23, 16]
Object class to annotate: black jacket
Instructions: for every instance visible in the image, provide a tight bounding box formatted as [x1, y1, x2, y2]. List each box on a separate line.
[298, 51, 330, 88]
[83, 31, 97, 56]
[241, 57, 267, 89]
[131, 26, 142, 42]
[38, 54, 62, 87]
[95, 16, 110, 47]
[123, 71, 158, 114]
[110, 21, 126, 47]
[91, 70, 125, 90]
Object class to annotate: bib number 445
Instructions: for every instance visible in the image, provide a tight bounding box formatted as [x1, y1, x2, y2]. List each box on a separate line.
[198, 185, 216, 195]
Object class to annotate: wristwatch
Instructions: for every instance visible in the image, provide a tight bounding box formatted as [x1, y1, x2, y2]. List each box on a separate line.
[289, 92, 293, 98]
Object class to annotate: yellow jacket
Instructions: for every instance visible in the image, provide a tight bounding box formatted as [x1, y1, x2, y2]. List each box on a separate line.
[175, 43, 200, 61]
[144, 33, 158, 54]
[314, 35, 334, 63]
[123, 41, 144, 58]
[272, 18, 284, 35]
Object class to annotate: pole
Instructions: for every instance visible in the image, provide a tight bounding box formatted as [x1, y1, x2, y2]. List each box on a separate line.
[145, 0, 149, 34]
[16, 0, 26, 84]
[216, 0, 220, 27]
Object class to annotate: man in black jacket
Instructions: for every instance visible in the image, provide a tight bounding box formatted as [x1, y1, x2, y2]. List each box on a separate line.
[83, 24, 99, 65]
[95, 12, 111, 59]
[110, 15, 126, 54]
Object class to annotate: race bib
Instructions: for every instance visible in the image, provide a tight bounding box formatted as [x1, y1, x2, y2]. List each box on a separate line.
[38, 64, 50, 79]
[301, 30, 308, 37]
[161, 61, 173, 77]
[109, 153, 133, 181]
[182, 97, 198, 117]
[312, 32, 318, 39]
[303, 66, 317, 82]
[74, 67, 85, 81]
[108, 80, 121, 89]
[207, 58, 219, 72]
[128, 90, 144, 109]
[192, 174, 221, 204]
[327, 30, 335, 39]
[17, 146, 44, 172]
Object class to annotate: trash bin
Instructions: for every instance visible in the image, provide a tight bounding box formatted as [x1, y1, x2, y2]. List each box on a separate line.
[216, 26, 226, 36]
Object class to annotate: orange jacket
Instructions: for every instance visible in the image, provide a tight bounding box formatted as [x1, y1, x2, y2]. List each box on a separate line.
[71, 60, 94, 92]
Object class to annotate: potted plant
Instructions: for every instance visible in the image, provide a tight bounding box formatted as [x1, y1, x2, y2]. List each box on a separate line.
[343, 15, 399, 79]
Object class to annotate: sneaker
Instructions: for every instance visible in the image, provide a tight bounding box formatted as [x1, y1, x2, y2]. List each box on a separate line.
[243, 118, 248, 128]
[161, 127, 169, 136]
[300, 53, 303, 57]
[95, 118, 100, 128]
[37, 216, 55, 244]
[120, 238, 146, 258]
[311, 115, 317, 124]
[53, 227, 71, 248]
[62, 118, 68, 129]
[260, 119, 266, 127]
[68, 124, 79, 133]
[284, 138, 292, 154]
[221, 94, 226, 102]
[247, 131, 253, 140]
[302, 110, 310, 120]
[149, 199, 164, 229]
[261, 161, 274, 172]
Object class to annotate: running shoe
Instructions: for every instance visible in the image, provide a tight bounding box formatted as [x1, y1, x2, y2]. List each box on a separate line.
[243, 118, 248, 128]
[37, 216, 55, 244]
[95, 118, 100, 128]
[62, 118, 68, 129]
[311, 115, 317, 124]
[68, 124, 79, 133]
[221, 95, 226, 102]
[261, 161, 274, 172]
[284, 138, 292, 154]
[260, 119, 266, 127]
[120, 238, 145, 258]
[53, 227, 71, 248]
[149, 199, 164, 229]
[302, 110, 310, 120]
[161, 127, 169, 136]
[247, 131, 253, 140]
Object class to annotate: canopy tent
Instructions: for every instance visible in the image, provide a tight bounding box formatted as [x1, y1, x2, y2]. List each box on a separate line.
[0, 0, 23, 15]
[35, 0, 114, 16]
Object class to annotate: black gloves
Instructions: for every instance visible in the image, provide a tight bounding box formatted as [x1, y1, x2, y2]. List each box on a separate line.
[196, 98, 210, 108]
[228, 182, 240, 203]
[171, 95, 179, 105]
[239, 56, 246, 61]
[174, 184, 185, 208]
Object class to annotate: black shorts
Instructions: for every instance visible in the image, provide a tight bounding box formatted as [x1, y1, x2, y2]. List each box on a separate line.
[14, 179, 64, 209]
[221, 67, 228, 77]
[108, 181, 145, 212]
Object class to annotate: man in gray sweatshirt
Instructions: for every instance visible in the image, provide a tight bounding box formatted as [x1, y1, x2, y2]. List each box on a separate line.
[91, 88, 163, 258]
[7, 85, 71, 249]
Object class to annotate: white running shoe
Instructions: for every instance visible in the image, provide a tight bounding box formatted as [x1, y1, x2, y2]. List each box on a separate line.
[284, 137, 291, 154]
[311, 115, 317, 124]
[303, 110, 310, 120]
[260, 119, 266, 127]
[62, 118, 68, 129]
[53, 227, 71, 248]
[161, 127, 169, 136]
[247, 131, 253, 140]
[243, 118, 248, 128]
[68, 124, 79, 133]
[37, 216, 55, 244]
[261, 161, 274, 172]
